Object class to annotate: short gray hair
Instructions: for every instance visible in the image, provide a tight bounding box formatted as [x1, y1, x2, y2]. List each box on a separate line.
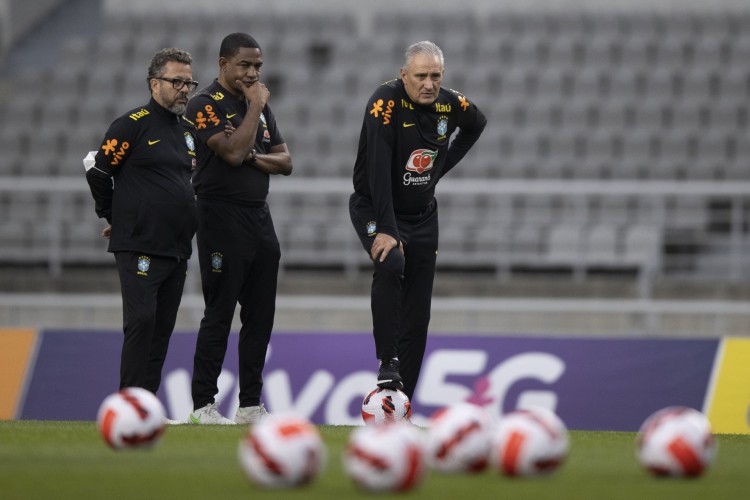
[147, 48, 193, 88]
[404, 41, 444, 69]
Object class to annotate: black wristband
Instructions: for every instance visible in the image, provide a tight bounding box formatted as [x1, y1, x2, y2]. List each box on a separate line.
[250, 147, 257, 164]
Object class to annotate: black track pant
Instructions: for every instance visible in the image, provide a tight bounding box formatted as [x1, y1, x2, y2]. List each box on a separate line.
[350, 193, 439, 399]
[191, 199, 280, 410]
[115, 251, 187, 393]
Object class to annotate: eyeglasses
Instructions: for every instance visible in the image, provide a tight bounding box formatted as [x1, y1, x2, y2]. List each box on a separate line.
[152, 77, 199, 92]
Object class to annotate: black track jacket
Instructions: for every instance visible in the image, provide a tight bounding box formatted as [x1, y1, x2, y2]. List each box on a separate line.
[86, 98, 197, 259]
[352, 79, 487, 243]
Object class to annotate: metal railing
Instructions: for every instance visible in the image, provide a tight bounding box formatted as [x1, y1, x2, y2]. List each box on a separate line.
[2, 176, 748, 267]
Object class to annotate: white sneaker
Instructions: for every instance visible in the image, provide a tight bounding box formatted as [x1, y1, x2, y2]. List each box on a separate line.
[235, 404, 269, 425]
[189, 403, 235, 425]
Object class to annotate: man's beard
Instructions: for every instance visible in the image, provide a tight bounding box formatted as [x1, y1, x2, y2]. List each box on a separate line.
[160, 87, 188, 115]
[168, 102, 187, 115]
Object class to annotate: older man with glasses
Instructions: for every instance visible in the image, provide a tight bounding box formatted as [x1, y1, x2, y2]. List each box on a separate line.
[85, 48, 199, 412]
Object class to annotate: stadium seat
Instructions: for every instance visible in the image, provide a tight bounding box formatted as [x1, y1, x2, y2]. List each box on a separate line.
[708, 99, 748, 133]
[585, 130, 618, 168]
[687, 131, 726, 179]
[680, 68, 721, 103]
[516, 195, 559, 228]
[623, 224, 662, 268]
[723, 157, 750, 180]
[666, 198, 709, 234]
[615, 131, 653, 179]
[510, 224, 544, 262]
[596, 100, 636, 133]
[438, 225, 474, 266]
[665, 102, 708, 134]
[23, 129, 62, 176]
[52, 64, 85, 102]
[0, 128, 28, 175]
[545, 224, 584, 268]
[690, 39, 729, 73]
[0, 192, 50, 261]
[439, 195, 494, 228]
[592, 195, 630, 227]
[4, 92, 42, 131]
[632, 198, 666, 227]
[471, 224, 507, 269]
[60, 192, 111, 263]
[585, 224, 621, 266]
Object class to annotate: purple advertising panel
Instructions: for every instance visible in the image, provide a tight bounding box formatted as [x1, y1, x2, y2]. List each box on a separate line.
[20, 330, 718, 431]
[20, 330, 124, 420]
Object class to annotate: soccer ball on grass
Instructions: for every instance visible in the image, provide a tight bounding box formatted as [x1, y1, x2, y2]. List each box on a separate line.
[96, 387, 166, 450]
[426, 402, 493, 473]
[237, 413, 327, 488]
[490, 406, 569, 477]
[343, 421, 427, 492]
[636, 406, 716, 477]
[361, 387, 412, 425]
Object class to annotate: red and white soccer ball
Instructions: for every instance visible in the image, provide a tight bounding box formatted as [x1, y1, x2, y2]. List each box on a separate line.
[343, 422, 428, 492]
[237, 413, 327, 488]
[427, 402, 493, 473]
[636, 406, 716, 477]
[361, 387, 412, 425]
[491, 406, 569, 477]
[96, 387, 166, 450]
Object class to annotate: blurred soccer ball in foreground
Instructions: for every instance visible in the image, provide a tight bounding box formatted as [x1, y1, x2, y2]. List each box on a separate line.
[491, 407, 569, 477]
[427, 402, 493, 473]
[361, 387, 412, 425]
[636, 406, 716, 477]
[237, 413, 326, 488]
[96, 387, 166, 450]
[344, 422, 427, 492]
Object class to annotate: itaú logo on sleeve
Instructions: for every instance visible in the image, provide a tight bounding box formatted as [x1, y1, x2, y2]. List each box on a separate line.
[405, 148, 437, 174]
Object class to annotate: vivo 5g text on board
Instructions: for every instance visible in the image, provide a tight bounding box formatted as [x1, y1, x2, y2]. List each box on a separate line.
[19, 332, 719, 431]
[160, 348, 565, 425]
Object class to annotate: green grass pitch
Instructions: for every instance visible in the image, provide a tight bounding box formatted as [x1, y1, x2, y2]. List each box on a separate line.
[1, 421, 748, 499]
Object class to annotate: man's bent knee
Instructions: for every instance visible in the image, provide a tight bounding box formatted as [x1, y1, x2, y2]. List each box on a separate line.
[373, 248, 405, 276]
